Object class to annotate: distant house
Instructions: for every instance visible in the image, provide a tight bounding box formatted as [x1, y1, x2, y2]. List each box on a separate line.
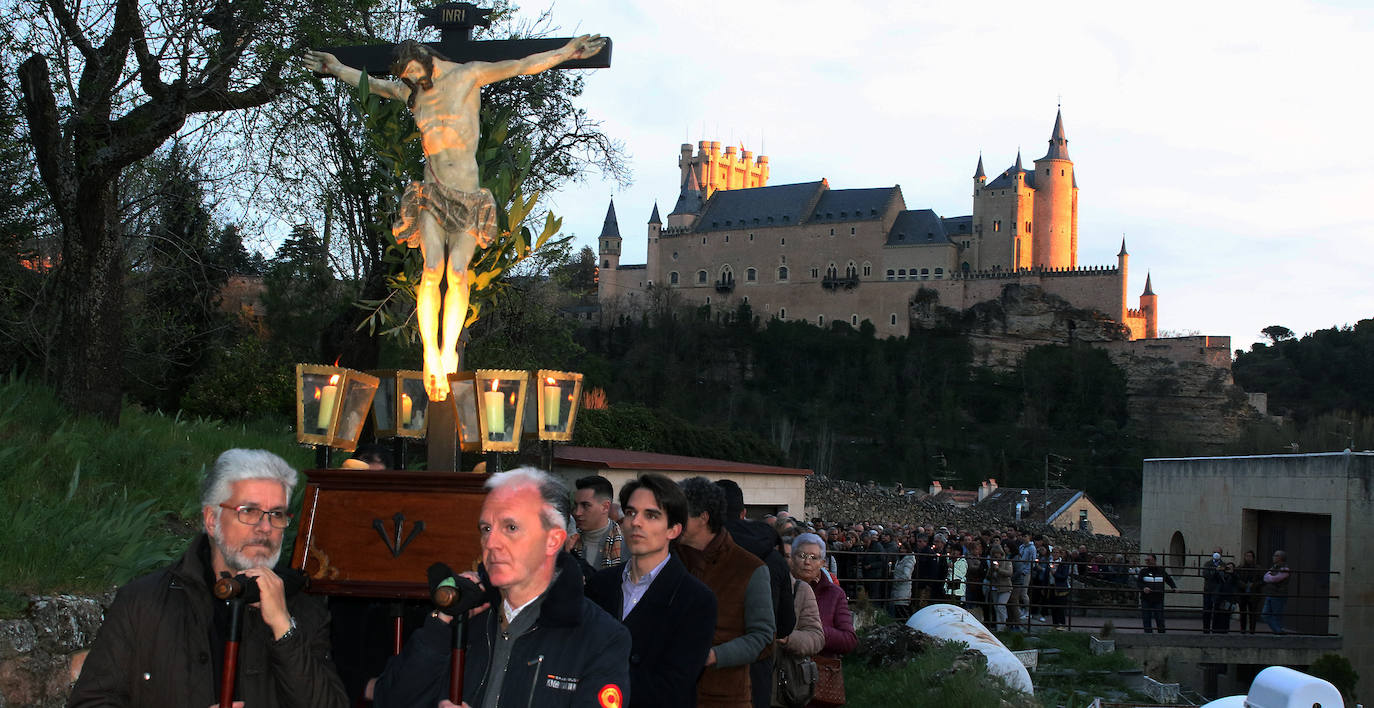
[975, 486, 1120, 536]
[928, 480, 979, 508]
[552, 446, 812, 517]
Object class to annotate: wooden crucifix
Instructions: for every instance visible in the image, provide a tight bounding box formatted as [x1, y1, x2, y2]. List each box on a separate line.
[304, 3, 610, 471]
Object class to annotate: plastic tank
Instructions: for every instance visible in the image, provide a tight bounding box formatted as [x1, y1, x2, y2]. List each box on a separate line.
[905, 604, 1033, 694]
[1200, 666, 1344, 708]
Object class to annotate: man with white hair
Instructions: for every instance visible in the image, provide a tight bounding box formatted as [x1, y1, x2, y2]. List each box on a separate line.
[69, 449, 347, 707]
[373, 467, 630, 708]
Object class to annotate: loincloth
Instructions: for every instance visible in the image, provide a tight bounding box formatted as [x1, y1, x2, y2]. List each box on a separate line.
[392, 182, 498, 249]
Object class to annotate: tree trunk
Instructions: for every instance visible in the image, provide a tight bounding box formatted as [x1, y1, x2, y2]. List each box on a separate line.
[52, 181, 124, 422]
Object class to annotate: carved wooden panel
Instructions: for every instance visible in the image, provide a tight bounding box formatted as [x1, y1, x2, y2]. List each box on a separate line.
[290, 469, 488, 599]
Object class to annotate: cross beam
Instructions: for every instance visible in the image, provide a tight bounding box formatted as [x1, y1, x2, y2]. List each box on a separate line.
[322, 2, 612, 76]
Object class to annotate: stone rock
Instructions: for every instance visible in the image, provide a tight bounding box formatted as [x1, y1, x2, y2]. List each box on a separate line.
[29, 596, 104, 654]
[0, 621, 35, 660]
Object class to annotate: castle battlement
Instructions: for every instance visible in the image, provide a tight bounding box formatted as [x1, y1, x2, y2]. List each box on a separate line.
[679, 140, 769, 199]
[954, 265, 1120, 281]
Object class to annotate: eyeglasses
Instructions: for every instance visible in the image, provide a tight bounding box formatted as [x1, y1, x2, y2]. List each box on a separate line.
[219, 503, 292, 529]
[792, 552, 821, 563]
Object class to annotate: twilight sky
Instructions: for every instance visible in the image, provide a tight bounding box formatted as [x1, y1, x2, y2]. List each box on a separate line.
[533, 0, 1374, 351]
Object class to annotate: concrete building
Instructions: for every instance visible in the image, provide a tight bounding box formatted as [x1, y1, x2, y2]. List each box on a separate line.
[552, 446, 811, 516]
[1137, 452, 1372, 697]
[597, 110, 1159, 340]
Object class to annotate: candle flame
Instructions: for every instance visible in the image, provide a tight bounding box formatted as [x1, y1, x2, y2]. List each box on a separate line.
[328, 374, 340, 385]
[546, 376, 556, 385]
[313, 387, 321, 401]
[490, 379, 500, 392]
[508, 392, 516, 405]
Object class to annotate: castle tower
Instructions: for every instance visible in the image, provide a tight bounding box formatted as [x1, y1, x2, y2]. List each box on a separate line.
[1140, 273, 1158, 339]
[646, 202, 662, 285]
[597, 199, 621, 270]
[678, 139, 769, 199]
[1032, 109, 1077, 269]
[1117, 238, 1129, 325]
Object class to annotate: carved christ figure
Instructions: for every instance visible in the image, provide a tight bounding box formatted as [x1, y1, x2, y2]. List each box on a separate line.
[304, 35, 606, 400]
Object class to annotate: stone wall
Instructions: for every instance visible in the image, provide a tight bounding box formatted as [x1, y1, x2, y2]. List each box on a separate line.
[0, 595, 107, 708]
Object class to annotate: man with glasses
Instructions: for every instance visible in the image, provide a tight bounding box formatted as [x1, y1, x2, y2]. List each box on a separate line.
[70, 449, 347, 707]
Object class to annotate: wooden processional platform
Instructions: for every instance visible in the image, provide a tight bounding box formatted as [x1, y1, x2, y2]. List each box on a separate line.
[290, 469, 487, 599]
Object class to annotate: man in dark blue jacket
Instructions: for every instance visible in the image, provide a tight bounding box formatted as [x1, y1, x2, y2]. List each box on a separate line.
[373, 467, 630, 708]
[587, 474, 716, 708]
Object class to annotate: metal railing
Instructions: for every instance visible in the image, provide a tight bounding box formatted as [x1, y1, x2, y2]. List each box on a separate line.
[820, 548, 1342, 636]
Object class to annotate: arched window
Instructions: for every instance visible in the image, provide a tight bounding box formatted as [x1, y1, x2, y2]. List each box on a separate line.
[779, 307, 787, 319]
[1169, 531, 1187, 574]
[669, 271, 679, 285]
[719, 265, 734, 282]
[897, 269, 906, 279]
[602, 259, 609, 268]
[890, 313, 897, 326]
[826, 263, 838, 279]
[778, 266, 789, 281]
[809, 266, 819, 278]
[862, 262, 872, 277]
[818, 315, 825, 326]
[746, 268, 757, 282]
[886, 269, 895, 280]
[851, 314, 858, 326]
[845, 261, 857, 279]
[697, 270, 707, 284]
[934, 267, 944, 279]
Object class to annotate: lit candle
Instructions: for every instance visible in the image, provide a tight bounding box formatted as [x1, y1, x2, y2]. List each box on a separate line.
[400, 392, 413, 426]
[543, 377, 561, 431]
[483, 379, 505, 440]
[317, 374, 340, 429]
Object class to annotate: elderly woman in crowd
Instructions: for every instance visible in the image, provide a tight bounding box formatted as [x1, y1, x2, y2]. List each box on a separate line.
[788, 532, 857, 667]
[773, 532, 828, 707]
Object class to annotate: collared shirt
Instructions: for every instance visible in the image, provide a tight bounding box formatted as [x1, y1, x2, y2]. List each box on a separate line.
[619, 553, 671, 620]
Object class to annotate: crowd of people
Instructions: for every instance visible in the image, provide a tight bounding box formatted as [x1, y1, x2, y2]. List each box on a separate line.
[68, 450, 1301, 708]
[68, 451, 858, 708]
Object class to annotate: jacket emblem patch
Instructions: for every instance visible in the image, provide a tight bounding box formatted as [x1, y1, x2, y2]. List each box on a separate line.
[598, 684, 623, 708]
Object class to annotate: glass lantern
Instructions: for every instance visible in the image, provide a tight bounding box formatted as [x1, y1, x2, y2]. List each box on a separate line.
[534, 370, 584, 441]
[370, 369, 428, 439]
[472, 370, 529, 453]
[295, 364, 380, 452]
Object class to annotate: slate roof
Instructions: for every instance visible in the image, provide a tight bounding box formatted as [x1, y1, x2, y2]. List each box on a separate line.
[808, 187, 901, 222]
[886, 209, 957, 246]
[942, 215, 973, 236]
[693, 180, 827, 233]
[1043, 109, 1070, 161]
[599, 199, 620, 239]
[984, 165, 1036, 191]
[648, 202, 662, 224]
[975, 487, 1084, 524]
[671, 170, 704, 216]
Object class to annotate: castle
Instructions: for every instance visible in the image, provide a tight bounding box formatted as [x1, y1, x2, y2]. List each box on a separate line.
[596, 111, 1159, 340]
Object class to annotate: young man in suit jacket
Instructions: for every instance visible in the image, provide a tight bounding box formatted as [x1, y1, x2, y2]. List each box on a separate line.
[587, 474, 717, 708]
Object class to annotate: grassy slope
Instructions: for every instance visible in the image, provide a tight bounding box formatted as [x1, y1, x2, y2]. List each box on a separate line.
[0, 376, 312, 603]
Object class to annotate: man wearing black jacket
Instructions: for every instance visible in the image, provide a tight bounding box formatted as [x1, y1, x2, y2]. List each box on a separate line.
[373, 467, 629, 708]
[1137, 553, 1177, 634]
[714, 479, 796, 708]
[587, 474, 716, 708]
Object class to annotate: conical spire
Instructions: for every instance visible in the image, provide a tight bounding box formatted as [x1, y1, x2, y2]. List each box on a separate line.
[1044, 108, 1070, 160]
[1142, 272, 1155, 296]
[1118, 237, 1128, 257]
[974, 154, 986, 180]
[648, 202, 662, 225]
[599, 198, 620, 239]
[1015, 150, 1023, 171]
[671, 169, 704, 215]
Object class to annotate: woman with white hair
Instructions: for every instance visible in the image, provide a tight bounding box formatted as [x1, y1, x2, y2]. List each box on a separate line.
[772, 533, 825, 707]
[788, 532, 855, 667]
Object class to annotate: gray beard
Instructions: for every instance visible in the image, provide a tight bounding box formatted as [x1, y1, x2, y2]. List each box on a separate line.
[211, 527, 282, 573]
